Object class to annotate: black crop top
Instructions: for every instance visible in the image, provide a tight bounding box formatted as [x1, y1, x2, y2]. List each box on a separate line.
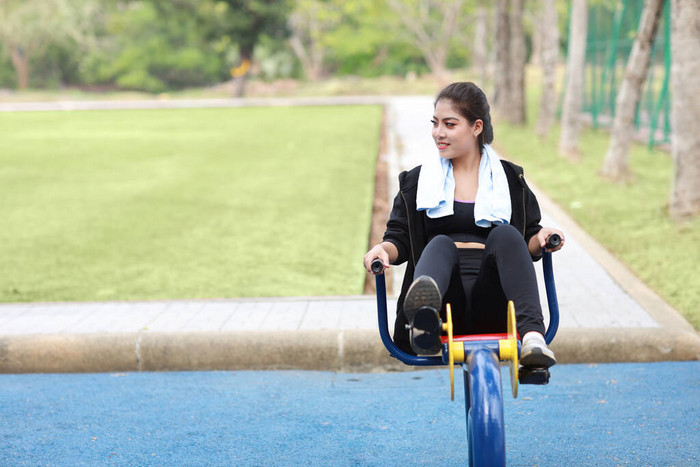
[425, 200, 494, 243]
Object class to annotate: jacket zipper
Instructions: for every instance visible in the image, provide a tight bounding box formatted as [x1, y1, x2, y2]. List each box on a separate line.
[400, 190, 418, 267]
[519, 173, 526, 237]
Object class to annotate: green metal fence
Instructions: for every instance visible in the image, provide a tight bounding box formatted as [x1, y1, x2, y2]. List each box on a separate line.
[580, 0, 671, 149]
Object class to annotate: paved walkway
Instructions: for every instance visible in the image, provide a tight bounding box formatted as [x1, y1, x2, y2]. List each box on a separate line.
[0, 96, 698, 373]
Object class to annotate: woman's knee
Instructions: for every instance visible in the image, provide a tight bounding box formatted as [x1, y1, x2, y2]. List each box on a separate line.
[429, 233, 455, 244]
[485, 224, 529, 257]
[426, 234, 458, 251]
[423, 235, 459, 261]
[415, 235, 460, 290]
[487, 224, 522, 245]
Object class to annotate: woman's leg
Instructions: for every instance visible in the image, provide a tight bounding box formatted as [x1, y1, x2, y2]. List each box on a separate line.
[470, 225, 555, 367]
[413, 235, 461, 299]
[405, 235, 465, 353]
[471, 224, 545, 337]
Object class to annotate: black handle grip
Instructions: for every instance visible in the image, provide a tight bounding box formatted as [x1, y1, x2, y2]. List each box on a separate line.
[371, 258, 385, 274]
[545, 233, 561, 250]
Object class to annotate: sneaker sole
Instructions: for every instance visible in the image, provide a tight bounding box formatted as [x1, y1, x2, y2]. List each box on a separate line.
[404, 276, 441, 325]
[520, 348, 556, 369]
[411, 331, 442, 355]
[410, 307, 442, 355]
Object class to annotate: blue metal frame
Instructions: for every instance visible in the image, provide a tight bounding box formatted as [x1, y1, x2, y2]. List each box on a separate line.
[374, 266, 443, 366]
[374, 250, 560, 364]
[542, 250, 559, 344]
[465, 349, 506, 467]
[374, 248, 560, 466]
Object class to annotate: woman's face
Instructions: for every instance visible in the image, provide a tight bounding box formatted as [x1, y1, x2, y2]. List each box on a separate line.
[431, 99, 482, 160]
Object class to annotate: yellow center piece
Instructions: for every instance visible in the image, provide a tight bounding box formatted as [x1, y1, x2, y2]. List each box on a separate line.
[498, 301, 519, 398]
[442, 304, 455, 401]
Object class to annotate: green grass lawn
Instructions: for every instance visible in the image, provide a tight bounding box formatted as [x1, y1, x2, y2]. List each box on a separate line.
[4, 71, 697, 330]
[495, 121, 700, 330]
[0, 105, 381, 301]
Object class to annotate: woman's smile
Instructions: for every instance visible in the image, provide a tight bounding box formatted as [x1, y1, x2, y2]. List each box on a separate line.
[431, 99, 480, 160]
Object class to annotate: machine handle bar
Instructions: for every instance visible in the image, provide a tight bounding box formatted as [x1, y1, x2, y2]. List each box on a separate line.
[373, 238, 560, 365]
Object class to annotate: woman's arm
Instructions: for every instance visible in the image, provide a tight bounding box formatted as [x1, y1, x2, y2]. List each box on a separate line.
[519, 171, 565, 259]
[364, 177, 410, 273]
[379, 183, 412, 265]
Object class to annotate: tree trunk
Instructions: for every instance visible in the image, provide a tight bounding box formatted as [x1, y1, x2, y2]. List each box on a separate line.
[493, 0, 511, 118]
[425, 50, 450, 83]
[9, 45, 30, 90]
[508, 0, 526, 124]
[233, 47, 253, 98]
[602, 0, 665, 181]
[233, 77, 247, 98]
[669, 0, 700, 219]
[530, 9, 543, 66]
[473, 6, 488, 88]
[289, 34, 323, 81]
[386, 0, 462, 83]
[288, 6, 326, 81]
[485, 7, 498, 99]
[537, 0, 559, 138]
[559, 0, 588, 160]
[310, 37, 325, 80]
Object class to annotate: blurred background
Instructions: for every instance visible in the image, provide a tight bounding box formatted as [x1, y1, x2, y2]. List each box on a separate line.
[0, 1, 681, 152]
[1, 0, 698, 327]
[0, 2, 667, 115]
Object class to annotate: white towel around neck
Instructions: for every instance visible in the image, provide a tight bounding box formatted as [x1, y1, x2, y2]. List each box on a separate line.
[416, 143, 512, 226]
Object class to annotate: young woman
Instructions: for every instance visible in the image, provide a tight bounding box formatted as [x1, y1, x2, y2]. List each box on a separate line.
[363, 82, 564, 368]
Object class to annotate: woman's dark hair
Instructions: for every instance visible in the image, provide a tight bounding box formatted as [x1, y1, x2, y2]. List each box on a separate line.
[434, 82, 494, 150]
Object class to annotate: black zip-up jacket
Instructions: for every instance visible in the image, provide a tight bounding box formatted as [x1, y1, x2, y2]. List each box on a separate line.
[383, 160, 543, 353]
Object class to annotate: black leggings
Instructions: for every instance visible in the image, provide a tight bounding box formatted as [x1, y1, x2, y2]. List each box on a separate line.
[413, 225, 545, 337]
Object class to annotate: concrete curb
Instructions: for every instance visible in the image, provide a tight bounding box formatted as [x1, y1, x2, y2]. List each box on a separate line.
[2, 327, 698, 374]
[550, 328, 700, 363]
[0, 330, 405, 374]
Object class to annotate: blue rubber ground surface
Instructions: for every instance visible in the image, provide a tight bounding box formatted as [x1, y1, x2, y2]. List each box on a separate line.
[1, 362, 698, 466]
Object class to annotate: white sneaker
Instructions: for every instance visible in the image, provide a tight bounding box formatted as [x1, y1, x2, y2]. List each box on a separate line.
[520, 332, 556, 368]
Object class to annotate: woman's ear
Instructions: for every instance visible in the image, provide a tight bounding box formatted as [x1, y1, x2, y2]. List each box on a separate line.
[473, 119, 483, 137]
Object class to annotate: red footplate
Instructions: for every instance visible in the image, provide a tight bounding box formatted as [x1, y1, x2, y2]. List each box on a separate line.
[440, 333, 510, 344]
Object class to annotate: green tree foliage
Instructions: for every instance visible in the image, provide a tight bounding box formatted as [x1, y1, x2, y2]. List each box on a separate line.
[202, 0, 291, 61]
[83, 1, 225, 92]
[0, 0, 566, 92]
[324, 0, 430, 77]
[386, 0, 471, 79]
[198, 0, 292, 95]
[288, 0, 343, 80]
[0, 54, 14, 88]
[0, 0, 97, 89]
[287, 0, 476, 81]
[0, 0, 293, 92]
[287, 0, 434, 80]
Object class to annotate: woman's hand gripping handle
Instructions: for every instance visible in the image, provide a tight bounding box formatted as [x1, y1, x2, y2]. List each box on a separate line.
[363, 242, 397, 275]
[531, 227, 565, 255]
